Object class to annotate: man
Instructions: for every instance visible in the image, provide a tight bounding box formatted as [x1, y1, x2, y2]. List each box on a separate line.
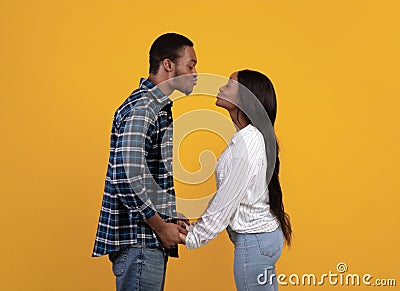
[93, 33, 197, 291]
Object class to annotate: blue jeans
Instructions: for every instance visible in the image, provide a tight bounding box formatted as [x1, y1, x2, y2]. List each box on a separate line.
[228, 227, 284, 291]
[108, 246, 168, 291]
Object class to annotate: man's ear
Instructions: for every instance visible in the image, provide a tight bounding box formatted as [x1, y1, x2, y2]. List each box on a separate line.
[162, 59, 175, 72]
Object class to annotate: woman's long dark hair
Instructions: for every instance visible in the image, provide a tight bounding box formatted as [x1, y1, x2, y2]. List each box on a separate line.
[237, 69, 292, 246]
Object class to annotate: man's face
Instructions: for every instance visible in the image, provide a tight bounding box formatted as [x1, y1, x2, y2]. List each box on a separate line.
[172, 46, 198, 95]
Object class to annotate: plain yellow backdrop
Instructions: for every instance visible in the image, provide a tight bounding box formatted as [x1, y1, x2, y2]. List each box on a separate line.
[1, 0, 399, 290]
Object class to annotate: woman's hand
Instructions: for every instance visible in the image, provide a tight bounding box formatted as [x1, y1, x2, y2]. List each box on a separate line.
[176, 212, 191, 245]
[177, 212, 190, 226]
[179, 232, 187, 245]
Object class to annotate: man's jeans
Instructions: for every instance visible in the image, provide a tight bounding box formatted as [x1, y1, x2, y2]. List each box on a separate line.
[109, 246, 168, 291]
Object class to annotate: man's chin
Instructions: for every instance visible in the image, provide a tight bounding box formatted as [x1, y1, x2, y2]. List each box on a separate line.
[181, 87, 194, 96]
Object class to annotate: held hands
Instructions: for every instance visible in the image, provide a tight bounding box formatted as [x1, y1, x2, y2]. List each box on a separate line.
[177, 211, 190, 226]
[177, 220, 188, 245]
[177, 212, 189, 245]
[157, 222, 188, 249]
[145, 212, 190, 249]
[179, 232, 187, 245]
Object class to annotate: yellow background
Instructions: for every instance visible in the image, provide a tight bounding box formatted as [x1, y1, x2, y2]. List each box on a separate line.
[1, 0, 399, 290]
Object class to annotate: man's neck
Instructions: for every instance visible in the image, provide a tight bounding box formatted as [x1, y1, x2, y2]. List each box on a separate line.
[148, 74, 174, 96]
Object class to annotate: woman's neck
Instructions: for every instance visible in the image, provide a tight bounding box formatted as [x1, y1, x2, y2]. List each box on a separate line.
[229, 108, 250, 130]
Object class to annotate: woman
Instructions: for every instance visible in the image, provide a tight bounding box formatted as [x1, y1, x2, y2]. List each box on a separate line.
[180, 70, 292, 290]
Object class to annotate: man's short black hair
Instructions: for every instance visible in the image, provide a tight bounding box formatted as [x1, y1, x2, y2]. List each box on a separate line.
[149, 33, 194, 75]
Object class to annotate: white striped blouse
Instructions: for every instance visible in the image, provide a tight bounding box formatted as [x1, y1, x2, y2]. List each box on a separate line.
[185, 124, 279, 249]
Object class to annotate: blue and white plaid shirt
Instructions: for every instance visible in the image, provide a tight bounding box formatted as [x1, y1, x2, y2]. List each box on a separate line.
[93, 78, 178, 257]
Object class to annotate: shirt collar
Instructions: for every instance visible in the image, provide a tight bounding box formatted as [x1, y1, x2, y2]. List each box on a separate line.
[231, 124, 254, 144]
[139, 78, 172, 106]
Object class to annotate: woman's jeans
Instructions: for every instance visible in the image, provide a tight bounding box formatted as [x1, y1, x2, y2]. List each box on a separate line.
[108, 246, 168, 291]
[228, 227, 284, 291]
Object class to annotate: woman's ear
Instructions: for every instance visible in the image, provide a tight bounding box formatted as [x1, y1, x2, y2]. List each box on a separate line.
[162, 59, 174, 72]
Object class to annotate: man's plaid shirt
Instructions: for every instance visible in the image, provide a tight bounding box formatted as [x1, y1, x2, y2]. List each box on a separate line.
[93, 78, 178, 257]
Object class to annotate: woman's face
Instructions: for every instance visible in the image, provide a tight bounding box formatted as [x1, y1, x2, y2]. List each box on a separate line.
[216, 72, 239, 110]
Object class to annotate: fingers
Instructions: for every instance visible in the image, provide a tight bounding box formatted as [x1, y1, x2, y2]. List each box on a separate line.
[163, 225, 186, 248]
[177, 217, 190, 226]
[177, 224, 188, 235]
[177, 220, 188, 230]
[177, 212, 190, 226]
[181, 218, 190, 225]
[179, 233, 187, 245]
[157, 222, 189, 249]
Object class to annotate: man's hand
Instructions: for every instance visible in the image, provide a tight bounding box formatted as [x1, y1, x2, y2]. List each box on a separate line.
[145, 213, 188, 249]
[157, 222, 188, 249]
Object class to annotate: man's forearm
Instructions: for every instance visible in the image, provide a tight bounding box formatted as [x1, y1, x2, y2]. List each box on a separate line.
[145, 212, 167, 233]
